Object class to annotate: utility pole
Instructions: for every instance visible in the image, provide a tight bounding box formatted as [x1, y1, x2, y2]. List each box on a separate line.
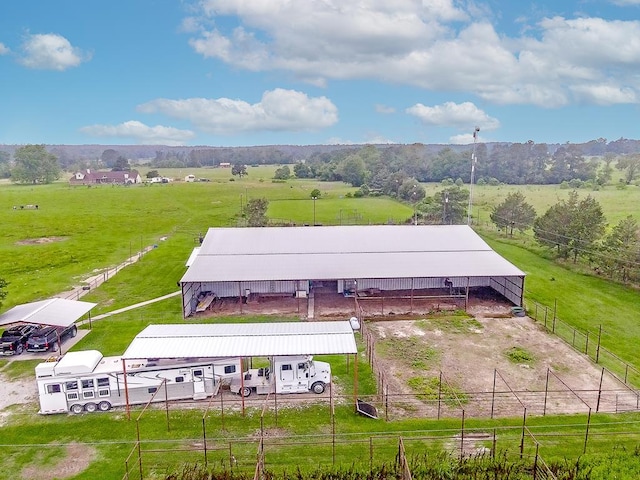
[467, 126, 480, 226]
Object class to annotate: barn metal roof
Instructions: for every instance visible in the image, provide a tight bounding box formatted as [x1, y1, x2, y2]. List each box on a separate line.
[123, 321, 358, 359]
[181, 225, 525, 283]
[0, 298, 96, 327]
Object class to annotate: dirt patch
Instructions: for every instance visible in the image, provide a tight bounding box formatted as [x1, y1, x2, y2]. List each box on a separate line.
[16, 236, 68, 246]
[365, 315, 630, 419]
[0, 372, 37, 422]
[20, 442, 97, 480]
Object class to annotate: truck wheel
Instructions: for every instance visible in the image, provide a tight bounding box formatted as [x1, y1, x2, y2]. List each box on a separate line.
[241, 387, 252, 397]
[98, 401, 111, 412]
[16, 344, 24, 355]
[70, 404, 83, 414]
[84, 403, 97, 413]
[311, 382, 325, 394]
[71, 326, 78, 337]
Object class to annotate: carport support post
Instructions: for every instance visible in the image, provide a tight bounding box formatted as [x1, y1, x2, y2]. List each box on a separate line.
[123, 359, 131, 420]
[239, 357, 245, 416]
[353, 353, 359, 412]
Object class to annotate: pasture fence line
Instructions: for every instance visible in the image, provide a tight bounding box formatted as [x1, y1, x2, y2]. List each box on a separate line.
[120, 413, 640, 479]
[526, 299, 640, 390]
[61, 244, 156, 302]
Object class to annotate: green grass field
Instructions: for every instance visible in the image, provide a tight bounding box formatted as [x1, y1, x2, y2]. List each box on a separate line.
[1, 169, 640, 479]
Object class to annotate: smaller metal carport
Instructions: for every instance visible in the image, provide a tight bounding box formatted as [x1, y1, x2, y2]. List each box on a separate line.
[0, 298, 96, 354]
[122, 321, 359, 416]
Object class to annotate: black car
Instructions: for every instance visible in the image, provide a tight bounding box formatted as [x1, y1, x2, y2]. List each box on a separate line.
[25, 324, 78, 352]
[0, 324, 40, 355]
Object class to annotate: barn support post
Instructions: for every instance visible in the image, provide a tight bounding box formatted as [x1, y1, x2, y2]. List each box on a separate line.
[410, 278, 414, 313]
[465, 276, 470, 311]
[238, 282, 243, 314]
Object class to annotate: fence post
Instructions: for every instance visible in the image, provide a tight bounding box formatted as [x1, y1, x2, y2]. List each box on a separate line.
[584, 408, 592, 454]
[585, 331, 590, 356]
[519, 408, 527, 459]
[596, 325, 602, 363]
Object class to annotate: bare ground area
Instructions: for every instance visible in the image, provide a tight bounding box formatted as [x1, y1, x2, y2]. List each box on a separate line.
[364, 312, 632, 420]
[20, 442, 97, 480]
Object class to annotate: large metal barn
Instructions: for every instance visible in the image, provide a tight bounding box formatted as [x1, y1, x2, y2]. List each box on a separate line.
[179, 225, 525, 318]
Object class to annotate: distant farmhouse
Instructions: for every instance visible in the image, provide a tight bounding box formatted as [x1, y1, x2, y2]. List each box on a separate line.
[69, 169, 142, 186]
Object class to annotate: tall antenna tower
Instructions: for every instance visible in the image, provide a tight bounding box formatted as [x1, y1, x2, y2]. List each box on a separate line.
[467, 126, 480, 225]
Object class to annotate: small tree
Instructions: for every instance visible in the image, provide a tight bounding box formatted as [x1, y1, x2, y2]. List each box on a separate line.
[11, 144, 61, 184]
[419, 186, 468, 225]
[490, 192, 537, 236]
[246, 198, 269, 226]
[232, 164, 248, 178]
[534, 191, 606, 262]
[273, 165, 291, 180]
[597, 216, 639, 283]
[310, 188, 321, 199]
[294, 162, 312, 178]
[146, 170, 160, 179]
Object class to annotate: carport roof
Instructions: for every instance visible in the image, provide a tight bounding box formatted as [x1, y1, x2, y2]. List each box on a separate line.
[123, 321, 358, 359]
[180, 225, 525, 283]
[0, 298, 96, 327]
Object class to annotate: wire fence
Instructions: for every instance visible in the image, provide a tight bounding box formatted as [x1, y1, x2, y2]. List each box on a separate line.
[526, 299, 640, 389]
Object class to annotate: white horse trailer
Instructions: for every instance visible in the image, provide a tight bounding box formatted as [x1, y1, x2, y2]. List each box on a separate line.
[35, 350, 240, 414]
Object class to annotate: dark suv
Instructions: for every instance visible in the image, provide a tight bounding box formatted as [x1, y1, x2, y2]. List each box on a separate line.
[0, 324, 40, 355]
[26, 324, 78, 352]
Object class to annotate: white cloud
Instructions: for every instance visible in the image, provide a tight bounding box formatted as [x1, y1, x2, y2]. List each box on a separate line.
[406, 101, 500, 130]
[80, 121, 195, 146]
[570, 84, 638, 105]
[138, 89, 338, 135]
[186, 1, 640, 108]
[0, 43, 9, 55]
[610, 0, 640, 5]
[449, 132, 485, 145]
[375, 104, 396, 114]
[18, 33, 89, 70]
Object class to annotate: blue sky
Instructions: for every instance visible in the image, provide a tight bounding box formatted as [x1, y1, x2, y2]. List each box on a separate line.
[2, 0, 640, 147]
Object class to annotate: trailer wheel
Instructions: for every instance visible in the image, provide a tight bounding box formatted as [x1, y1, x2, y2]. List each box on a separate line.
[70, 404, 83, 414]
[98, 401, 111, 412]
[84, 402, 97, 413]
[311, 382, 325, 394]
[15, 344, 24, 355]
[241, 387, 252, 397]
[71, 326, 78, 337]
[50, 342, 59, 352]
